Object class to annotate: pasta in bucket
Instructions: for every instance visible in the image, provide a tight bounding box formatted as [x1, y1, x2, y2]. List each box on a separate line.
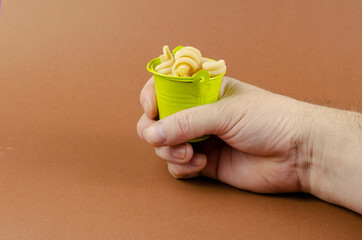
[146, 46, 226, 142]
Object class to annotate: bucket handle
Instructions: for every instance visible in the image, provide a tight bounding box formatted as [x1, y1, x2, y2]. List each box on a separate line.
[193, 70, 210, 83]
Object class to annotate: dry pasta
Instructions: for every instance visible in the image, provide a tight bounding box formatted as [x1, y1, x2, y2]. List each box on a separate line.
[155, 45, 226, 78]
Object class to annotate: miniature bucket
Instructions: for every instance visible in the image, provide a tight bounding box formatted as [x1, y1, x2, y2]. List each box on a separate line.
[146, 46, 225, 142]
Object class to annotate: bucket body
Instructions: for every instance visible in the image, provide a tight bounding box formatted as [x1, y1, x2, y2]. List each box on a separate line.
[146, 46, 225, 142]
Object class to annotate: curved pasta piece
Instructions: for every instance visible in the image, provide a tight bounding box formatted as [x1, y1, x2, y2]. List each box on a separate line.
[174, 47, 202, 64]
[172, 46, 202, 77]
[202, 60, 226, 77]
[155, 45, 174, 75]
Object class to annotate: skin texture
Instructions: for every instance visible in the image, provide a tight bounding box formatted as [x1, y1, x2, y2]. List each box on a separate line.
[137, 76, 362, 213]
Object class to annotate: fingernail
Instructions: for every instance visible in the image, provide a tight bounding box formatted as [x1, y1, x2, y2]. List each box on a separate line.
[145, 122, 166, 145]
[191, 155, 205, 167]
[171, 145, 186, 160]
[143, 100, 150, 116]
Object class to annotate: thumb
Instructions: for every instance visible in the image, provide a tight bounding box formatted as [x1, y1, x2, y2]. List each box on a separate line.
[144, 102, 229, 146]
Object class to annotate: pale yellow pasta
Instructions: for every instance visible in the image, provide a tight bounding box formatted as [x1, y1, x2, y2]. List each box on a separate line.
[172, 47, 202, 77]
[155, 45, 174, 75]
[200, 57, 213, 64]
[155, 45, 226, 78]
[202, 60, 226, 77]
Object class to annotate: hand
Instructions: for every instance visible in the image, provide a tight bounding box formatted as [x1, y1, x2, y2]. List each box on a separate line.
[137, 76, 362, 213]
[137, 76, 309, 193]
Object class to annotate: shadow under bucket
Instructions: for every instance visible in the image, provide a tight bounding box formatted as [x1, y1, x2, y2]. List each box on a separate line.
[146, 46, 225, 142]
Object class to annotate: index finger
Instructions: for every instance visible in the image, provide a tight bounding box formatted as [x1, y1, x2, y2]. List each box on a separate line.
[140, 77, 158, 119]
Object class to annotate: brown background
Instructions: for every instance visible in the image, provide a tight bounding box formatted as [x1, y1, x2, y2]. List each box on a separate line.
[0, 0, 361, 239]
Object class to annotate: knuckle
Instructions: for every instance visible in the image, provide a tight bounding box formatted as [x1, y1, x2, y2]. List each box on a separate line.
[174, 111, 191, 139]
[213, 101, 237, 134]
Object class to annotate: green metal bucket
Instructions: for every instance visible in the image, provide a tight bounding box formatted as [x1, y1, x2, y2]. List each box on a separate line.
[146, 46, 225, 142]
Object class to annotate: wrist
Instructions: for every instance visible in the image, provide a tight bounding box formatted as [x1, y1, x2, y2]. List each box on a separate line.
[294, 101, 315, 194]
[297, 103, 362, 213]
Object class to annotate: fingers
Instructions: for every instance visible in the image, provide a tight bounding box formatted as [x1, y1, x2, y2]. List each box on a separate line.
[139, 113, 205, 179]
[167, 153, 207, 179]
[155, 143, 194, 163]
[154, 139, 206, 179]
[143, 102, 230, 147]
[140, 77, 158, 119]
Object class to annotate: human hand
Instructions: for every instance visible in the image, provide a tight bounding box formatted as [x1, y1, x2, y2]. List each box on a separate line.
[137, 76, 309, 193]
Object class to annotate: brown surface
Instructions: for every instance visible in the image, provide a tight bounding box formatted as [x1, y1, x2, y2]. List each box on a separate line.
[0, 0, 361, 239]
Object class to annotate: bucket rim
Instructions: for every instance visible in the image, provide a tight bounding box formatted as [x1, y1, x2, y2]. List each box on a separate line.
[146, 57, 226, 83]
